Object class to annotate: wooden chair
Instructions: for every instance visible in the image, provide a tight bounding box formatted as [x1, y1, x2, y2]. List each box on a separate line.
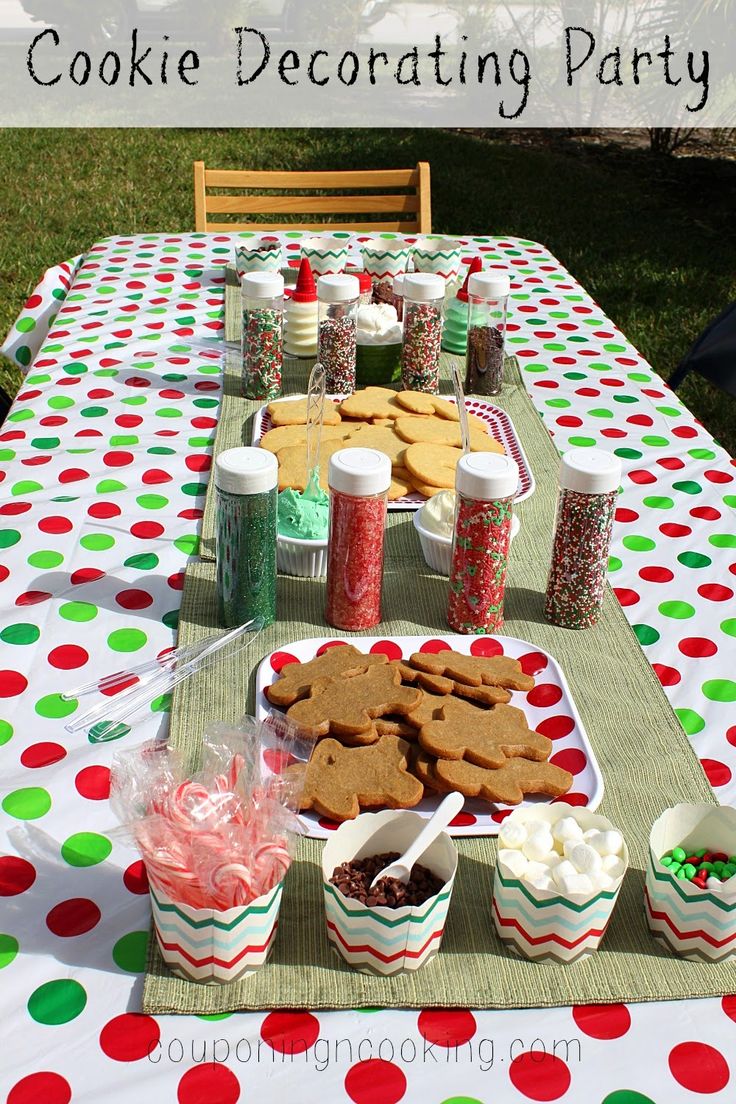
[193, 162, 431, 234]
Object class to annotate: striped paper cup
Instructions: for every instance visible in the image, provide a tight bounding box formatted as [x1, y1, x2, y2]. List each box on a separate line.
[411, 237, 463, 283]
[322, 809, 458, 975]
[645, 803, 736, 961]
[150, 880, 284, 984]
[360, 240, 412, 285]
[492, 806, 628, 965]
[301, 236, 349, 276]
[235, 237, 283, 278]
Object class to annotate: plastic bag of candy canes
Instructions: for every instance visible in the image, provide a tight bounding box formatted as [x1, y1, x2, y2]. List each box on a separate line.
[110, 714, 314, 911]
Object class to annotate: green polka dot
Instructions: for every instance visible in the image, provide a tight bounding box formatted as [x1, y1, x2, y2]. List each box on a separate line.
[634, 624, 660, 645]
[702, 679, 736, 703]
[615, 448, 643, 460]
[182, 483, 207, 498]
[677, 551, 712, 569]
[27, 979, 87, 1025]
[48, 396, 74, 410]
[0, 720, 13, 745]
[112, 930, 149, 973]
[35, 694, 77, 719]
[147, 446, 175, 457]
[0, 933, 19, 969]
[627, 373, 651, 383]
[672, 481, 702, 495]
[523, 363, 547, 373]
[27, 551, 64, 570]
[588, 408, 614, 419]
[641, 436, 668, 448]
[12, 481, 42, 497]
[198, 1013, 234, 1021]
[724, 496, 736, 509]
[16, 317, 36, 334]
[602, 1092, 656, 1104]
[136, 494, 169, 510]
[96, 479, 126, 494]
[16, 346, 32, 367]
[107, 628, 147, 653]
[720, 619, 736, 639]
[0, 449, 16, 462]
[188, 437, 213, 448]
[80, 407, 108, 419]
[643, 496, 673, 510]
[2, 787, 51, 820]
[80, 534, 115, 552]
[89, 721, 130, 744]
[440, 1098, 484, 1104]
[563, 371, 587, 381]
[8, 409, 35, 423]
[604, 343, 626, 352]
[110, 435, 139, 447]
[567, 436, 596, 448]
[0, 529, 21, 549]
[546, 398, 571, 408]
[709, 534, 736, 549]
[0, 623, 40, 645]
[623, 536, 656, 552]
[659, 601, 695, 619]
[608, 556, 623, 572]
[31, 437, 60, 450]
[676, 708, 705, 736]
[61, 832, 112, 867]
[689, 448, 716, 460]
[124, 553, 159, 570]
[59, 602, 98, 623]
[151, 692, 172, 714]
[174, 535, 199, 556]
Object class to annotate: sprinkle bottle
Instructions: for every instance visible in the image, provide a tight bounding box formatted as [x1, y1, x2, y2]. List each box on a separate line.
[441, 257, 482, 355]
[325, 448, 391, 631]
[284, 259, 318, 358]
[346, 267, 374, 307]
[401, 273, 445, 393]
[215, 448, 278, 629]
[241, 272, 284, 400]
[318, 274, 360, 394]
[447, 453, 519, 635]
[544, 449, 622, 630]
[392, 273, 405, 322]
[465, 271, 510, 396]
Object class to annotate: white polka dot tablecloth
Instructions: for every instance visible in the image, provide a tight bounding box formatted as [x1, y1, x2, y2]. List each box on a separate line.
[1, 233, 736, 1104]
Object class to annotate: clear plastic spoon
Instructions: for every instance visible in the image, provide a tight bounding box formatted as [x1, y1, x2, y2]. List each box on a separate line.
[451, 361, 471, 455]
[303, 362, 326, 501]
[369, 791, 465, 888]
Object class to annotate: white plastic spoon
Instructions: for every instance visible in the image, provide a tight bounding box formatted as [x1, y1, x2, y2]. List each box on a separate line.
[369, 791, 465, 889]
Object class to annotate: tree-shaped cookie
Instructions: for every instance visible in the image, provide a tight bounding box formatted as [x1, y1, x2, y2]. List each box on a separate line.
[409, 651, 535, 692]
[292, 735, 425, 821]
[431, 756, 573, 805]
[286, 664, 422, 739]
[265, 644, 387, 708]
[419, 703, 552, 768]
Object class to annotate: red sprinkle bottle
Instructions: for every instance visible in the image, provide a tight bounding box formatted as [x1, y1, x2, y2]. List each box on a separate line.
[544, 449, 622, 629]
[447, 453, 519, 635]
[325, 448, 391, 631]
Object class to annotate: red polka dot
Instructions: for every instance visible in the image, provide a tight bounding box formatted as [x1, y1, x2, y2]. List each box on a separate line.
[653, 663, 681, 687]
[701, 759, 732, 788]
[318, 817, 339, 830]
[553, 792, 589, 807]
[518, 651, 548, 677]
[0, 856, 36, 895]
[627, 414, 654, 427]
[116, 589, 154, 610]
[186, 454, 211, 472]
[0, 565, 8, 583]
[419, 639, 452, 654]
[7, 1073, 72, 1104]
[727, 727, 736, 748]
[177, 1065, 240, 1104]
[698, 583, 733, 602]
[616, 508, 639, 523]
[657, 456, 685, 470]
[370, 640, 403, 661]
[48, 644, 89, 670]
[123, 860, 149, 895]
[417, 1010, 477, 1047]
[629, 469, 656, 485]
[679, 637, 718, 658]
[691, 506, 721, 521]
[345, 1060, 406, 1104]
[260, 1011, 320, 1053]
[20, 742, 66, 768]
[509, 1052, 571, 1100]
[526, 683, 562, 708]
[613, 588, 640, 607]
[262, 748, 298, 773]
[536, 715, 575, 740]
[469, 638, 504, 657]
[88, 502, 122, 520]
[168, 571, 185, 591]
[38, 516, 73, 535]
[639, 566, 674, 584]
[550, 748, 587, 775]
[672, 425, 698, 439]
[59, 468, 90, 484]
[705, 469, 733, 484]
[660, 523, 692, 538]
[668, 1041, 730, 1093]
[131, 521, 164, 540]
[104, 451, 134, 468]
[0, 501, 32, 515]
[449, 811, 478, 827]
[721, 994, 736, 1022]
[0, 670, 28, 697]
[100, 1013, 161, 1062]
[46, 897, 101, 937]
[270, 651, 298, 673]
[16, 591, 52, 606]
[572, 1003, 631, 1039]
[75, 765, 111, 800]
[116, 415, 142, 428]
[556, 415, 583, 428]
[71, 567, 106, 585]
[492, 808, 513, 823]
[142, 468, 172, 485]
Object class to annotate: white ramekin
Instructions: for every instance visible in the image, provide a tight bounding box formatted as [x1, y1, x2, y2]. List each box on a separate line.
[413, 510, 519, 575]
[277, 533, 328, 578]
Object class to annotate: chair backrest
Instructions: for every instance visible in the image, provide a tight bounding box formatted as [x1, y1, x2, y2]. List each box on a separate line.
[193, 162, 431, 234]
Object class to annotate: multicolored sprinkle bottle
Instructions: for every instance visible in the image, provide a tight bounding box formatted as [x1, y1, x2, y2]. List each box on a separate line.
[544, 449, 622, 629]
[447, 453, 520, 635]
[318, 274, 360, 395]
[465, 271, 510, 397]
[401, 273, 444, 393]
[241, 272, 284, 400]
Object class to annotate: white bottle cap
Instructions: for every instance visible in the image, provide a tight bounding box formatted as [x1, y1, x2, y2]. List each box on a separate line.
[317, 274, 360, 304]
[403, 273, 445, 303]
[328, 448, 392, 497]
[559, 449, 622, 495]
[456, 452, 519, 501]
[215, 447, 278, 495]
[241, 271, 284, 298]
[467, 271, 511, 299]
[393, 273, 406, 296]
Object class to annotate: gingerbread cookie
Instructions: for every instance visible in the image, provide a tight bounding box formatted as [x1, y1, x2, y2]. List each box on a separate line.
[431, 756, 573, 806]
[393, 660, 511, 706]
[286, 664, 422, 739]
[265, 644, 387, 708]
[343, 424, 408, 468]
[408, 651, 535, 692]
[403, 691, 492, 729]
[418, 702, 551, 769]
[260, 423, 349, 455]
[339, 387, 403, 421]
[395, 416, 504, 452]
[395, 392, 489, 432]
[292, 735, 424, 821]
[269, 397, 342, 427]
[404, 443, 463, 490]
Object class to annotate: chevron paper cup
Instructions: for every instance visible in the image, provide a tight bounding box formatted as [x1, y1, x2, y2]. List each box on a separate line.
[360, 240, 412, 285]
[235, 237, 283, 278]
[411, 237, 463, 283]
[492, 806, 628, 965]
[322, 809, 458, 975]
[645, 803, 736, 961]
[301, 236, 349, 276]
[150, 880, 284, 984]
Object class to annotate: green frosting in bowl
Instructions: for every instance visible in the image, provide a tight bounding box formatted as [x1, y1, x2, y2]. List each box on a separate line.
[277, 487, 329, 541]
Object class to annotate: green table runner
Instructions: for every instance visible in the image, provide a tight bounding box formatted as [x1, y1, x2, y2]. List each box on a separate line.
[142, 345, 729, 1015]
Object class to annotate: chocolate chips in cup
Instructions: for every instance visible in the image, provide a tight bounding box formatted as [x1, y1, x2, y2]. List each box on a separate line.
[330, 851, 445, 908]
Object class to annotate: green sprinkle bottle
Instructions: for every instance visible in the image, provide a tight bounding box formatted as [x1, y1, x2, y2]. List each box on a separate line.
[215, 448, 278, 628]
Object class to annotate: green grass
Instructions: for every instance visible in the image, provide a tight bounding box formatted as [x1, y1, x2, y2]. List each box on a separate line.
[1, 128, 734, 452]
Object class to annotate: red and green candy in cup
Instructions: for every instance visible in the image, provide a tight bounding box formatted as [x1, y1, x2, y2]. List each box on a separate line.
[660, 846, 736, 892]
